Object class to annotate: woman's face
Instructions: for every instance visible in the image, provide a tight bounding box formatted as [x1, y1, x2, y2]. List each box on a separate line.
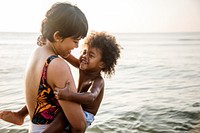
[56, 37, 81, 58]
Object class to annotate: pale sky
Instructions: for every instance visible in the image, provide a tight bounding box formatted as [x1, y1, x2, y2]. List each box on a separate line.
[0, 0, 200, 33]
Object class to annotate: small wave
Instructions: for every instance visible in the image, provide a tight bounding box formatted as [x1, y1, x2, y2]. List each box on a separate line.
[0, 128, 28, 133]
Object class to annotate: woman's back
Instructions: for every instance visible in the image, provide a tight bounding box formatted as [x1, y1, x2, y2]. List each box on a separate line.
[25, 45, 53, 119]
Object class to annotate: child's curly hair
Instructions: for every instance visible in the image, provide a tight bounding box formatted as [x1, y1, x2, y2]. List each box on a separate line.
[83, 31, 122, 78]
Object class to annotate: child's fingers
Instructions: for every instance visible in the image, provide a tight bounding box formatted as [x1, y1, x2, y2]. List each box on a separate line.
[65, 80, 70, 89]
[54, 90, 58, 95]
[54, 91, 59, 100]
[54, 87, 59, 92]
[66, 80, 70, 86]
[54, 90, 59, 99]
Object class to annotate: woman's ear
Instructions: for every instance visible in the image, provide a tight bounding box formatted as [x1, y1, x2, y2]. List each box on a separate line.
[53, 31, 61, 42]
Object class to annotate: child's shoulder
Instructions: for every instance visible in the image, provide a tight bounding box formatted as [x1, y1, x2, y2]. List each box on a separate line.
[93, 75, 104, 85]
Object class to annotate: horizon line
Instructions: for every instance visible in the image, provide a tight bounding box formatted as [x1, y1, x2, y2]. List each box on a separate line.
[0, 31, 200, 34]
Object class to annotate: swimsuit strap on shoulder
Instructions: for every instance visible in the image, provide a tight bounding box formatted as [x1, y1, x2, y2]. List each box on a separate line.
[41, 55, 59, 85]
[47, 55, 59, 64]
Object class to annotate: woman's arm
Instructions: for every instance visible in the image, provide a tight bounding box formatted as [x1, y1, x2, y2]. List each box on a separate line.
[47, 58, 86, 133]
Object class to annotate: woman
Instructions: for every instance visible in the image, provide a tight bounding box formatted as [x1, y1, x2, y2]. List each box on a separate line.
[25, 2, 88, 133]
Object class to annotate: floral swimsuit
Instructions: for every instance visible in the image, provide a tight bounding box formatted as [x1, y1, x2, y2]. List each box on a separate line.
[32, 55, 61, 124]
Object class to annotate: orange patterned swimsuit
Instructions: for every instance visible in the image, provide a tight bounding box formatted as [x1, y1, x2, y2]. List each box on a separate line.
[32, 55, 61, 124]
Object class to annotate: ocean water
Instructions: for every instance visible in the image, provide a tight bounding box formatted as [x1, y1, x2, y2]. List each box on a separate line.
[0, 32, 200, 133]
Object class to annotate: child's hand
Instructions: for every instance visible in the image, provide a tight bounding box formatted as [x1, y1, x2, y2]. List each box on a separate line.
[54, 81, 71, 100]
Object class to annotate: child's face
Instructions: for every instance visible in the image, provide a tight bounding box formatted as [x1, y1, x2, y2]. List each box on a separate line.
[79, 45, 104, 72]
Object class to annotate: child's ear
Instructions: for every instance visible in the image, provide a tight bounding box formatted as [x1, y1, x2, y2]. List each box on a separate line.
[99, 62, 105, 69]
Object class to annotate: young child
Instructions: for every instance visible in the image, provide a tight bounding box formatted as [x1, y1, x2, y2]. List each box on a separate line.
[0, 31, 122, 132]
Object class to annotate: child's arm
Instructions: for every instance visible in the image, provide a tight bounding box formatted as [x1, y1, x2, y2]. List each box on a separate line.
[55, 78, 104, 104]
[64, 54, 79, 68]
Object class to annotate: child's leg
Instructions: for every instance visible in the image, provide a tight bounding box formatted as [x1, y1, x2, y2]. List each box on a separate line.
[0, 105, 28, 125]
[42, 110, 70, 133]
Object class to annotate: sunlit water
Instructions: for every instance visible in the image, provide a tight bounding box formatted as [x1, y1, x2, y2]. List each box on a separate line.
[0, 32, 200, 133]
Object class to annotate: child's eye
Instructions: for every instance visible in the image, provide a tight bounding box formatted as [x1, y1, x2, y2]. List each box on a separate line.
[89, 54, 95, 58]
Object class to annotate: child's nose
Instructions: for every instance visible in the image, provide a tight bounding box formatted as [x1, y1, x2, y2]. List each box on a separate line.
[82, 53, 88, 58]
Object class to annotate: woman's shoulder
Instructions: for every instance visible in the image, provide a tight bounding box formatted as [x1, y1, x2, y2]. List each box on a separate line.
[46, 56, 72, 89]
[48, 56, 70, 70]
[46, 56, 71, 77]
